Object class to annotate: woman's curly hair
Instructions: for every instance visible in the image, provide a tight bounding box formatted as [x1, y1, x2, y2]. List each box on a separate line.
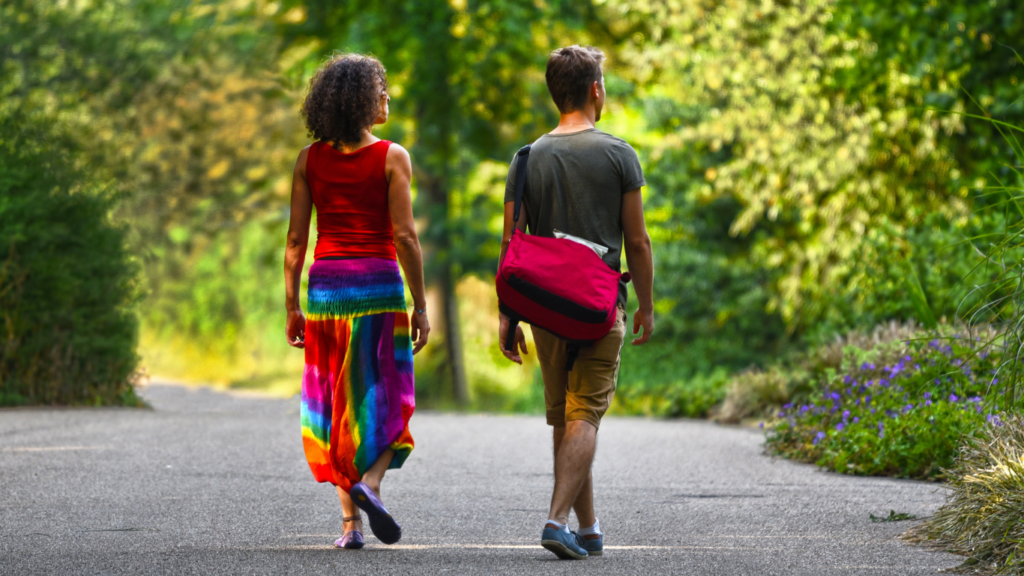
[302, 54, 387, 145]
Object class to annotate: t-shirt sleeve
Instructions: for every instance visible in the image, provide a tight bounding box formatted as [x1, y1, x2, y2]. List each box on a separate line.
[504, 151, 518, 204]
[619, 143, 646, 194]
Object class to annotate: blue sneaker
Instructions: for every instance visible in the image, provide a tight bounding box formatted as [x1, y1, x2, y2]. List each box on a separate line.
[541, 525, 589, 560]
[580, 533, 603, 556]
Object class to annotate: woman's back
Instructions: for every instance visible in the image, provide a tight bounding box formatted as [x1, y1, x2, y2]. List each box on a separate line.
[307, 139, 395, 260]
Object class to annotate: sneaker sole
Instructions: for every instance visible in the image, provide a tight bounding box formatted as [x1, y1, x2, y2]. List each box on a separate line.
[350, 484, 402, 545]
[541, 540, 588, 560]
[587, 549, 603, 556]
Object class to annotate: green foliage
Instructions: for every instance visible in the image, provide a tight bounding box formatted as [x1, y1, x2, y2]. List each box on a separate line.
[0, 0, 170, 405]
[906, 416, 1024, 575]
[614, 365, 729, 419]
[0, 119, 140, 406]
[765, 325, 1004, 479]
[612, 0, 968, 331]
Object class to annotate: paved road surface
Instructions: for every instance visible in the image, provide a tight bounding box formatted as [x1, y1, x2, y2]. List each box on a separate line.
[0, 383, 960, 575]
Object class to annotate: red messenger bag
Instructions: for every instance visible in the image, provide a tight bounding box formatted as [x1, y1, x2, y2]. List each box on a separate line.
[496, 144, 631, 370]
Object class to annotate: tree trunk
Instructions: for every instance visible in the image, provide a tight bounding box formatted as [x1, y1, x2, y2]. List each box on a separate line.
[440, 267, 468, 406]
[421, 174, 468, 407]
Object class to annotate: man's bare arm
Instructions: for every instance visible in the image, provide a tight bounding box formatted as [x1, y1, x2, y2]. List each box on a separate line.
[622, 188, 654, 345]
[498, 200, 529, 363]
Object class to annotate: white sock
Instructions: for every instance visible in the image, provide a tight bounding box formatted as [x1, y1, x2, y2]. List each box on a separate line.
[545, 519, 570, 533]
[578, 519, 602, 536]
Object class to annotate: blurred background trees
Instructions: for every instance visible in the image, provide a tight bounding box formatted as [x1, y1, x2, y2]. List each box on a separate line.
[1, 0, 1021, 411]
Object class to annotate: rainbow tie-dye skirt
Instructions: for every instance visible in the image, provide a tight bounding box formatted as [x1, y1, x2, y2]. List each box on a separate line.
[301, 257, 415, 490]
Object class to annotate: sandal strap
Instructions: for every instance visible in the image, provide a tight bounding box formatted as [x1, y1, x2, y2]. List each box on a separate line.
[343, 514, 362, 522]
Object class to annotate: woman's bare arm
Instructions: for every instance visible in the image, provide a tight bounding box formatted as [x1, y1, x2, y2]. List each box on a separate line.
[386, 143, 430, 354]
[284, 146, 313, 348]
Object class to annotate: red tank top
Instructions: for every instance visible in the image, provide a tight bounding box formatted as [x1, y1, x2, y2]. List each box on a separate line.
[307, 140, 396, 261]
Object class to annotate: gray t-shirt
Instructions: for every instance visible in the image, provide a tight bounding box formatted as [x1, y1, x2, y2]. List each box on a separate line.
[504, 128, 645, 307]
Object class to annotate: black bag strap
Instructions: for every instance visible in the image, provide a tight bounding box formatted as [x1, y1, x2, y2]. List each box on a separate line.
[512, 144, 531, 226]
[566, 343, 581, 372]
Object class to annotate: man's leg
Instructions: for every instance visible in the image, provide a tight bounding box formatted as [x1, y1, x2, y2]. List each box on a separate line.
[548, 419, 597, 526]
[552, 426, 596, 528]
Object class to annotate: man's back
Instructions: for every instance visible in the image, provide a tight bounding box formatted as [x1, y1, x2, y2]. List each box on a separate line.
[504, 128, 645, 306]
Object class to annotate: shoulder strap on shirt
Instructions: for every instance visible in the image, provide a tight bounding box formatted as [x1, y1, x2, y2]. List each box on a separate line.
[512, 144, 531, 226]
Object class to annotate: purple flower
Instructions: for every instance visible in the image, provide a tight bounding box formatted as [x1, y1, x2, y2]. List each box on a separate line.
[925, 400, 932, 406]
[759, 422, 764, 428]
[812, 431, 826, 445]
[924, 392, 931, 400]
[878, 431, 885, 438]
[903, 404, 914, 413]
[831, 392, 841, 401]
[842, 410, 850, 420]
[836, 423, 845, 431]
[949, 393, 959, 402]
[852, 417, 859, 423]
[778, 412, 785, 418]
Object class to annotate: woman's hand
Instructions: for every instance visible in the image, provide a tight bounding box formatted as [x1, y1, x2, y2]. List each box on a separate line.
[411, 310, 430, 354]
[287, 309, 306, 349]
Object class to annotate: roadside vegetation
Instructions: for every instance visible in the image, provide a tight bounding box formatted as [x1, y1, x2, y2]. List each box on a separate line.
[906, 417, 1024, 574]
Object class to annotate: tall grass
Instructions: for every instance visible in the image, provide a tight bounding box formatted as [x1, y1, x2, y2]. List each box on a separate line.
[958, 111, 1024, 406]
[906, 416, 1024, 574]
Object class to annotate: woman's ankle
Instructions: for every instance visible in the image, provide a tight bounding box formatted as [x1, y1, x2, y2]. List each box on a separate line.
[360, 478, 382, 496]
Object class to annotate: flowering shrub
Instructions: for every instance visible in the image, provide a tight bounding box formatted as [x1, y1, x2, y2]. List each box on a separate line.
[765, 331, 1004, 480]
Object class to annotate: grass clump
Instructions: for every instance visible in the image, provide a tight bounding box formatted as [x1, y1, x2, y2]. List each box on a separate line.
[906, 416, 1024, 574]
[764, 325, 1005, 479]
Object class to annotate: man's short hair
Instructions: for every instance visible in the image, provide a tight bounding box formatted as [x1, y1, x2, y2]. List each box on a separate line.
[545, 45, 605, 114]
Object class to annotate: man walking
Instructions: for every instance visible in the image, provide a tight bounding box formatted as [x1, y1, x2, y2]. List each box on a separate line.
[498, 45, 655, 559]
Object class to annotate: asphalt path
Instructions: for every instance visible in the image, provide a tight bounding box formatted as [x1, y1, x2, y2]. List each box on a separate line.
[0, 382, 961, 575]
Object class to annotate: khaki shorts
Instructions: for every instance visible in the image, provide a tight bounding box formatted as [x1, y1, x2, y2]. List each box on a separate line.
[531, 306, 627, 429]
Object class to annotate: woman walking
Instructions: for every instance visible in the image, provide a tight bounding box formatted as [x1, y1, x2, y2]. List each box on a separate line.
[284, 54, 429, 549]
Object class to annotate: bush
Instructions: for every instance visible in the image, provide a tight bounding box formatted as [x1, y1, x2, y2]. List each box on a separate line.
[0, 120, 141, 406]
[717, 321, 925, 424]
[765, 325, 1004, 479]
[906, 416, 1024, 575]
[613, 367, 729, 419]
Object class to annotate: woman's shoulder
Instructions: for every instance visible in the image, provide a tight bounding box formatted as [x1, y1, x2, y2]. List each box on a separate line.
[384, 141, 410, 164]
